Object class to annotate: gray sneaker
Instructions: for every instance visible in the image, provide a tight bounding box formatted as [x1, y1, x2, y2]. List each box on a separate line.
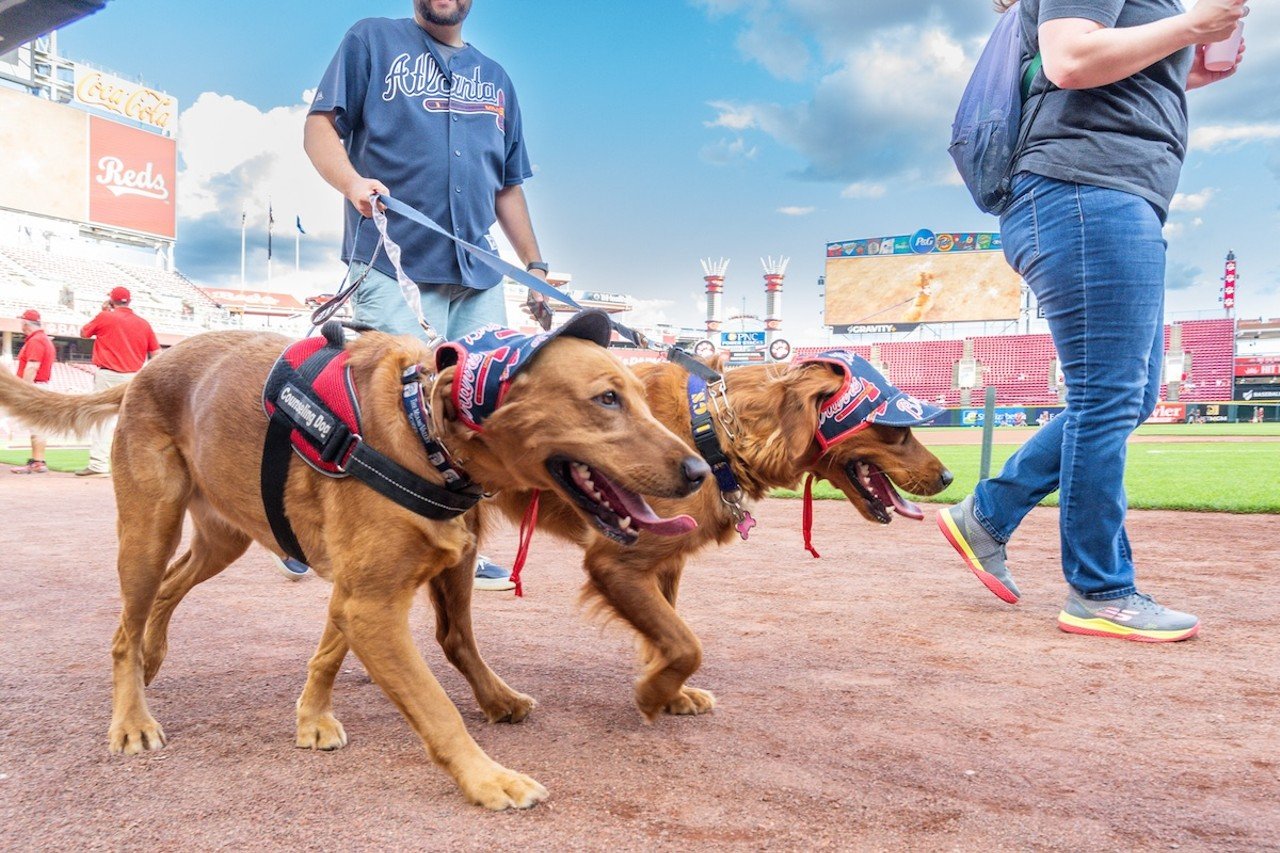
[937, 495, 1020, 603]
[1058, 589, 1199, 643]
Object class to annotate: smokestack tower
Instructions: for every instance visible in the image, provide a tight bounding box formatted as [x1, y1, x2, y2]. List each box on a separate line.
[762, 256, 789, 344]
[702, 258, 729, 334]
[1222, 250, 1237, 316]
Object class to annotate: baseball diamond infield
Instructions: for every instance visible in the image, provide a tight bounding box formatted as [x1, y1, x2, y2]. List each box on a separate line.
[1, 476, 1277, 850]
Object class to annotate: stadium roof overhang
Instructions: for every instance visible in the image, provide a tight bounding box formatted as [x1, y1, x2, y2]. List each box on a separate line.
[0, 0, 108, 48]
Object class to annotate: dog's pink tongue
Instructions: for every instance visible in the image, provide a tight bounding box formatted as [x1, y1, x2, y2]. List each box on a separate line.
[612, 488, 698, 536]
[886, 481, 924, 520]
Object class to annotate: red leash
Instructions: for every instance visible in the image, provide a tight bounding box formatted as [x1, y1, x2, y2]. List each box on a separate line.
[802, 474, 821, 559]
[509, 489, 541, 596]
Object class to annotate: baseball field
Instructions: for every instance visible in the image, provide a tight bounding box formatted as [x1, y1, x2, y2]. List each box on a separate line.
[1, 421, 1277, 849]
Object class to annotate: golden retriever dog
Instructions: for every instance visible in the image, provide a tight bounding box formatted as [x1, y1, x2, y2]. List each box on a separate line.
[484, 353, 953, 720]
[0, 316, 711, 810]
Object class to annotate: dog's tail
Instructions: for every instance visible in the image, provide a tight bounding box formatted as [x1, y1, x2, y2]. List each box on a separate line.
[0, 366, 126, 435]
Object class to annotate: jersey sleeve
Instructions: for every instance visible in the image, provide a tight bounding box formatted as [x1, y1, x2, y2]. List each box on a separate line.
[80, 314, 103, 339]
[1038, 0, 1124, 28]
[146, 323, 160, 354]
[309, 24, 372, 139]
[501, 82, 534, 187]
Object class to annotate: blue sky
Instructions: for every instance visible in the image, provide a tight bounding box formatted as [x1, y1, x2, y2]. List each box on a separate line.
[57, 0, 1280, 340]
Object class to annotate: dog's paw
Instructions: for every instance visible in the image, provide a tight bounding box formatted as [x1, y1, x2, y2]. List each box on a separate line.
[482, 691, 537, 724]
[461, 763, 549, 811]
[296, 713, 348, 750]
[108, 715, 167, 755]
[665, 686, 717, 716]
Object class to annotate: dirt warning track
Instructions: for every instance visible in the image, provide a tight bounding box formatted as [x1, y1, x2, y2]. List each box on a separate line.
[1, 475, 1277, 850]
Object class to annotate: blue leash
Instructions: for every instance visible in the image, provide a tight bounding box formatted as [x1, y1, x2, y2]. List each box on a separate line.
[367, 193, 650, 348]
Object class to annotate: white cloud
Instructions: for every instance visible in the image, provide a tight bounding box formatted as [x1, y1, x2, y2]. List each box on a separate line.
[1170, 188, 1216, 212]
[700, 137, 759, 166]
[777, 205, 815, 216]
[176, 91, 347, 291]
[1190, 123, 1280, 151]
[705, 100, 760, 131]
[840, 181, 887, 199]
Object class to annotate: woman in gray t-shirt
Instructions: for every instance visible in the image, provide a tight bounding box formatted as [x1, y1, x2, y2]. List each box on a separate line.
[938, 0, 1247, 642]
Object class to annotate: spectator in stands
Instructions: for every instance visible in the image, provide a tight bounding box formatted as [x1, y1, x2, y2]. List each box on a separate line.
[303, 0, 545, 591]
[9, 309, 56, 475]
[939, 0, 1248, 642]
[76, 286, 160, 477]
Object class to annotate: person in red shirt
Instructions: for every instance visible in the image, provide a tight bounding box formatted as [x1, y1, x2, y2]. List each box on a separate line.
[77, 286, 160, 476]
[10, 309, 57, 474]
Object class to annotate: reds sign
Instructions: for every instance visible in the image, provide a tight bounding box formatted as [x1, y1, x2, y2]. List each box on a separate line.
[88, 116, 176, 239]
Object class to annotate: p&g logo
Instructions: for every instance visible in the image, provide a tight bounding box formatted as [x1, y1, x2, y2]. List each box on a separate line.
[910, 229, 936, 255]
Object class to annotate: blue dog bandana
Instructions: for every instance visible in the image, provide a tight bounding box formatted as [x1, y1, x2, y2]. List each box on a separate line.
[796, 351, 945, 452]
[435, 309, 614, 433]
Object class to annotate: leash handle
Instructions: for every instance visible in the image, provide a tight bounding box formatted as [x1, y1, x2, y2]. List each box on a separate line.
[371, 196, 442, 346]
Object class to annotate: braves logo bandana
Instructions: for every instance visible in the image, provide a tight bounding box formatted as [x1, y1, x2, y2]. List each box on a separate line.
[435, 309, 614, 432]
[797, 351, 945, 452]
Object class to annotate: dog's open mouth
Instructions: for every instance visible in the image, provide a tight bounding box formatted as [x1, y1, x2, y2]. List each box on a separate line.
[844, 459, 924, 524]
[547, 456, 697, 545]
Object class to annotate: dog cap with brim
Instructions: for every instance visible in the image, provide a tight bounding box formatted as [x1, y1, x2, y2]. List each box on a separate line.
[796, 350, 946, 451]
[435, 309, 614, 432]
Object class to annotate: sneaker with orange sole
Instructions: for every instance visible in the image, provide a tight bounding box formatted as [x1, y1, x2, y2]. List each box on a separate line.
[937, 495, 1020, 604]
[1058, 590, 1199, 643]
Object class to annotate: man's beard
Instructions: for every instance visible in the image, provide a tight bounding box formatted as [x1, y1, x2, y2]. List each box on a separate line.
[417, 0, 470, 26]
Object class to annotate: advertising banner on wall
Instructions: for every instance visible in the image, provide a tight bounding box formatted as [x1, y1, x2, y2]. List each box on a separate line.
[73, 67, 177, 136]
[0, 87, 88, 222]
[88, 116, 176, 239]
[1235, 356, 1280, 378]
[824, 229, 1022, 333]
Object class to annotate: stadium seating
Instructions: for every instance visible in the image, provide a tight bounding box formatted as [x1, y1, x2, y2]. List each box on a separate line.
[797, 318, 1236, 407]
[0, 245, 235, 336]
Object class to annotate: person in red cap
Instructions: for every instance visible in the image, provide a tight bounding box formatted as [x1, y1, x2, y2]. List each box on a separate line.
[76, 286, 160, 477]
[9, 309, 57, 474]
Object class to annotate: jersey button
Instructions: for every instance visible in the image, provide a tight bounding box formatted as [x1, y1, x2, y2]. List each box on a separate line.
[454, 150, 461, 157]
[455, 186, 462, 193]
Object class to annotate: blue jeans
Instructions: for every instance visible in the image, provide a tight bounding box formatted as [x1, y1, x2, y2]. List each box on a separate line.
[973, 174, 1166, 600]
[348, 262, 508, 342]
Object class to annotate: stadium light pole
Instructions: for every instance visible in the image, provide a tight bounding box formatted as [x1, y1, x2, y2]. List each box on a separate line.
[240, 210, 246, 292]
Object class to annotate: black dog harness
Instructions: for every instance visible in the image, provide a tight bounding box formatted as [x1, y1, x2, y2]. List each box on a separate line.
[260, 321, 482, 564]
[669, 348, 757, 540]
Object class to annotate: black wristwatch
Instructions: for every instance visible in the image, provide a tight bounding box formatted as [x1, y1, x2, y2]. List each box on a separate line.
[526, 261, 550, 274]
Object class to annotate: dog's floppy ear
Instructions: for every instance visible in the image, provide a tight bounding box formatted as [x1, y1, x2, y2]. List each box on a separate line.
[699, 351, 731, 373]
[779, 362, 844, 460]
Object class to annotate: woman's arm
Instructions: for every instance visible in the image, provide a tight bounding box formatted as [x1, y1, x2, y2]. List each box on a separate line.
[1039, 0, 1247, 90]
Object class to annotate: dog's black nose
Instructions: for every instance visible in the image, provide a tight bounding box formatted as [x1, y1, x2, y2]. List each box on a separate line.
[681, 456, 711, 491]
[939, 469, 954, 488]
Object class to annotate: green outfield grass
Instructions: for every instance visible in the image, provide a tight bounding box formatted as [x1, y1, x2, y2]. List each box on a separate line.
[0, 448, 90, 473]
[7, 436, 1278, 513]
[775, 437, 1280, 514]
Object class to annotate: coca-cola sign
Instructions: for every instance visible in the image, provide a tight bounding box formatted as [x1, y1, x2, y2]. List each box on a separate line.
[88, 116, 176, 239]
[74, 68, 177, 135]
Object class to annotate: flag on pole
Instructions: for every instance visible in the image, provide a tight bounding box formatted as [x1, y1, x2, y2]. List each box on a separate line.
[296, 215, 306, 235]
[267, 202, 275, 260]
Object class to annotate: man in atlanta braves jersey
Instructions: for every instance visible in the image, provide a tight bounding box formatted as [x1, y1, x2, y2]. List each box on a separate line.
[305, 0, 544, 591]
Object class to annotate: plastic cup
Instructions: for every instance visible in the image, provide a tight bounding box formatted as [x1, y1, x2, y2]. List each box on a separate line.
[1203, 21, 1244, 73]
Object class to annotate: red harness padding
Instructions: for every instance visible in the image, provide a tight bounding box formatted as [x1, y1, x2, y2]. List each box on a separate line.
[262, 336, 362, 476]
